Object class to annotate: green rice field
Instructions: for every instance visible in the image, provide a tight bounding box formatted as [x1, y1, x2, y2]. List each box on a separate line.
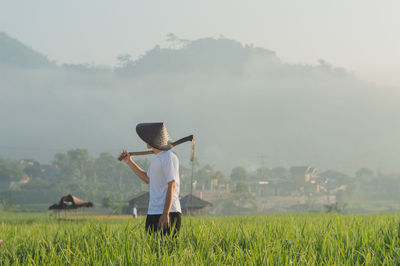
[1, 212, 400, 265]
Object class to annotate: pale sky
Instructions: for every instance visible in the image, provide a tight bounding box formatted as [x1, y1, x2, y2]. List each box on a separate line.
[1, 0, 399, 88]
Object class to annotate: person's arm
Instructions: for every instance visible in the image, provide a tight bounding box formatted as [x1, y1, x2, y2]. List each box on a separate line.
[120, 151, 150, 184]
[158, 180, 176, 229]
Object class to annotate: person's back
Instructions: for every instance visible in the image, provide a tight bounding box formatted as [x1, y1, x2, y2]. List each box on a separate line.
[120, 122, 191, 236]
[147, 151, 181, 215]
[146, 150, 181, 235]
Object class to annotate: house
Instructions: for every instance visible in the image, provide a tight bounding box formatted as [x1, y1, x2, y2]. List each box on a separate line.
[289, 166, 331, 193]
[306, 167, 318, 182]
[290, 166, 310, 182]
[289, 166, 319, 183]
[127, 192, 150, 216]
[127, 192, 212, 216]
[180, 194, 212, 215]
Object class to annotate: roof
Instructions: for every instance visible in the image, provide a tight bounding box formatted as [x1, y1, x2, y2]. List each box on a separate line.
[128, 192, 149, 205]
[48, 194, 93, 210]
[180, 194, 212, 209]
[128, 192, 212, 209]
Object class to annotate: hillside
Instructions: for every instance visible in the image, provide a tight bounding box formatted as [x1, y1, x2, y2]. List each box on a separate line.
[0, 32, 55, 68]
[0, 34, 399, 173]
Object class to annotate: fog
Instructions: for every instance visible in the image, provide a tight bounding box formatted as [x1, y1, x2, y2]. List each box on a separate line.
[1, 33, 399, 174]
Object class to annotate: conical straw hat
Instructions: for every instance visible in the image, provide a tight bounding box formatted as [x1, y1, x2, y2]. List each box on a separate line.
[136, 122, 173, 150]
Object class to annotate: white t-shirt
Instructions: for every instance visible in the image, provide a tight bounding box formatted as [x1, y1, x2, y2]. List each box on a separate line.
[146, 151, 181, 214]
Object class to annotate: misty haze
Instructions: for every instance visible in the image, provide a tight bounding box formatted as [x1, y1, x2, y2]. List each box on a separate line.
[2, 1, 400, 263]
[1, 32, 399, 172]
[1, 30, 400, 215]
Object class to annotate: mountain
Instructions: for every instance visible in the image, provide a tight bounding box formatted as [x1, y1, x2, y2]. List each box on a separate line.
[1, 34, 399, 173]
[116, 37, 279, 76]
[0, 32, 55, 68]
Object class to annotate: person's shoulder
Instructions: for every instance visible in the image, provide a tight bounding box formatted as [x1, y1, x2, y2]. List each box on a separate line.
[163, 150, 177, 158]
[162, 151, 179, 162]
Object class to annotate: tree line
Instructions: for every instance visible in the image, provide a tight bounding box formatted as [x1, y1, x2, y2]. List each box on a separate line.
[1, 148, 400, 213]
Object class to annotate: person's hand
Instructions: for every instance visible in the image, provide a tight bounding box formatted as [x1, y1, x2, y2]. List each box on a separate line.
[118, 150, 131, 163]
[158, 213, 170, 230]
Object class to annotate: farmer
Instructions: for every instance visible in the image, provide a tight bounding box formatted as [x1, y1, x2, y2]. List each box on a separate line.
[120, 122, 184, 236]
[132, 203, 138, 219]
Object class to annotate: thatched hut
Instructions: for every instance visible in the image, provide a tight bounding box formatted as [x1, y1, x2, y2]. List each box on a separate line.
[49, 194, 93, 210]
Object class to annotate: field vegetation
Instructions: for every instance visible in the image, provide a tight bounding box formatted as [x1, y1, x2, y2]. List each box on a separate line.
[1, 212, 400, 264]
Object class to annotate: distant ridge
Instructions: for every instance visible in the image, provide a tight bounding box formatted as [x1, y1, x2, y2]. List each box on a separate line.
[0, 34, 398, 173]
[116, 37, 280, 75]
[0, 32, 55, 68]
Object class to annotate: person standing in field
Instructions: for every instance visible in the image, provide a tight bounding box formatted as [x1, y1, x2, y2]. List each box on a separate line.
[132, 203, 137, 219]
[120, 122, 183, 236]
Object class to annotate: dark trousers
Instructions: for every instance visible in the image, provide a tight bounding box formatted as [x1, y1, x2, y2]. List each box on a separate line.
[145, 212, 181, 236]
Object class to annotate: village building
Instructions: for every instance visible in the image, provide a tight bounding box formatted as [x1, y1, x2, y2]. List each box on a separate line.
[127, 192, 212, 216]
[290, 166, 319, 183]
[289, 166, 331, 194]
[127, 192, 150, 216]
[180, 194, 212, 215]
